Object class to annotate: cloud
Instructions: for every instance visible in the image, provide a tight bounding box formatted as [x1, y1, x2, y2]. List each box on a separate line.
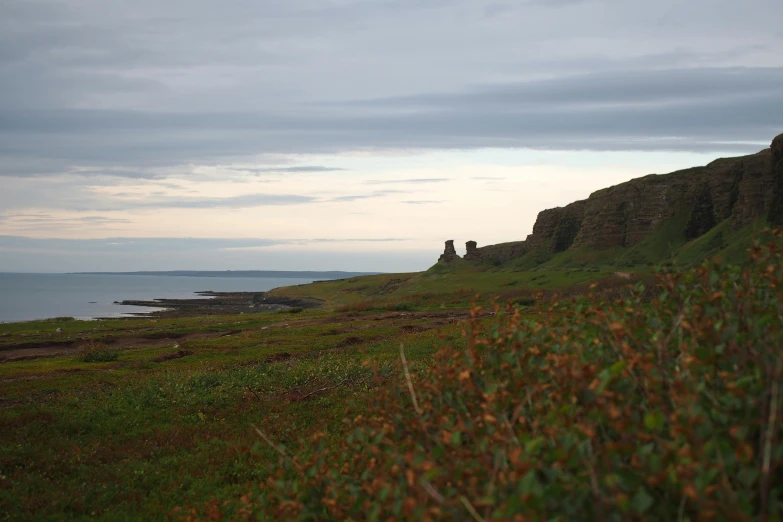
[401, 200, 445, 204]
[223, 237, 408, 250]
[131, 193, 316, 210]
[0, 65, 780, 181]
[1, 0, 781, 184]
[2, 214, 130, 225]
[68, 193, 318, 212]
[328, 190, 405, 202]
[244, 166, 347, 173]
[0, 235, 407, 253]
[1, 0, 780, 272]
[0, 235, 431, 272]
[364, 178, 449, 184]
[68, 168, 166, 180]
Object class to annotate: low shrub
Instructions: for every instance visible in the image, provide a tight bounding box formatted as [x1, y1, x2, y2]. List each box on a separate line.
[248, 231, 783, 520]
[78, 343, 120, 363]
[513, 296, 536, 307]
[335, 300, 378, 313]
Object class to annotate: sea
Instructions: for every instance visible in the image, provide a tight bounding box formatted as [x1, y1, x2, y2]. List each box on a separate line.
[0, 273, 319, 323]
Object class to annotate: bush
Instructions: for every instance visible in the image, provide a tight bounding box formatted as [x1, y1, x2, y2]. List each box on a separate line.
[513, 296, 536, 307]
[78, 343, 120, 363]
[391, 303, 414, 312]
[249, 231, 783, 520]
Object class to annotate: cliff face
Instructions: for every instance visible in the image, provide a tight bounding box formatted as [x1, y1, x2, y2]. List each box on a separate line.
[570, 148, 773, 251]
[437, 133, 782, 265]
[768, 134, 783, 226]
[464, 240, 527, 264]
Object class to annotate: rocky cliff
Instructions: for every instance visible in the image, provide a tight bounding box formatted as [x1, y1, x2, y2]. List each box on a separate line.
[769, 133, 783, 226]
[438, 132, 783, 265]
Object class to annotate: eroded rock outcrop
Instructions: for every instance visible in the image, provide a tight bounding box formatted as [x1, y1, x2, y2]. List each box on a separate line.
[438, 240, 460, 263]
[768, 133, 783, 226]
[525, 201, 587, 253]
[463, 240, 527, 264]
[437, 132, 782, 265]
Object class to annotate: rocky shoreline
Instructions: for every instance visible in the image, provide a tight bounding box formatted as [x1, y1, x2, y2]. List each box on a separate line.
[113, 291, 323, 318]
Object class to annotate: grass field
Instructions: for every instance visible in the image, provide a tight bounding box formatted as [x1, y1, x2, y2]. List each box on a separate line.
[1, 225, 780, 520]
[0, 305, 480, 520]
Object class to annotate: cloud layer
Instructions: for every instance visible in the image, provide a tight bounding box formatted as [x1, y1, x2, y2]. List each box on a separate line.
[1, 0, 782, 271]
[1, 0, 782, 179]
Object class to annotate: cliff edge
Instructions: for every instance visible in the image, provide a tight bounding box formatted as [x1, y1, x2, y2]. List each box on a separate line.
[439, 132, 783, 266]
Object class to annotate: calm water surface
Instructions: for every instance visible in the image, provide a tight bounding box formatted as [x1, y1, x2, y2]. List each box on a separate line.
[0, 273, 317, 323]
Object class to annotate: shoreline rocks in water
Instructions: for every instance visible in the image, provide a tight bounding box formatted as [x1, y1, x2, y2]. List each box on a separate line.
[115, 291, 323, 318]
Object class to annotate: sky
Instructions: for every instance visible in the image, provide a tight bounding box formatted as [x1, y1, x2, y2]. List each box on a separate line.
[1, 0, 781, 273]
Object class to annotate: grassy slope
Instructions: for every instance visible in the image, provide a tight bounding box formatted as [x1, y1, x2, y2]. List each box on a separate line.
[0, 308, 474, 520]
[0, 217, 767, 520]
[253, 234, 783, 520]
[267, 216, 763, 313]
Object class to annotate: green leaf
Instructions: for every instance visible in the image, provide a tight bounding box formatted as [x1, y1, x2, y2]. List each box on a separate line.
[525, 437, 545, 455]
[519, 470, 543, 497]
[610, 360, 627, 377]
[631, 487, 654, 514]
[738, 467, 759, 488]
[644, 411, 665, 431]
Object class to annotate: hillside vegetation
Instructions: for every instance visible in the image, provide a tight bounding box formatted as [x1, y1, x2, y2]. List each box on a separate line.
[244, 230, 783, 520]
[2, 129, 781, 519]
[269, 218, 766, 312]
[1, 231, 781, 520]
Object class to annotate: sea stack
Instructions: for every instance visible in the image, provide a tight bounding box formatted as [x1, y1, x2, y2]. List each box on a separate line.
[438, 240, 460, 263]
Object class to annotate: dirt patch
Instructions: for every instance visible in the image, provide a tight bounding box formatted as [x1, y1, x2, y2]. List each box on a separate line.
[140, 332, 190, 340]
[0, 339, 76, 352]
[377, 278, 407, 295]
[0, 368, 85, 383]
[0, 396, 18, 409]
[265, 352, 294, 364]
[335, 336, 364, 348]
[399, 324, 429, 334]
[319, 326, 358, 336]
[0, 344, 81, 362]
[0, 331, 222, 363]
[151, 350, 194, 363]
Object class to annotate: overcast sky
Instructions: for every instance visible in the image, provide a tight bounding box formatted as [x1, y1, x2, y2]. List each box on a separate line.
[1, 0, 781, 272]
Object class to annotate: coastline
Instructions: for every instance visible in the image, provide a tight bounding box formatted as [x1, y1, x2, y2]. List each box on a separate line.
[112, 291, 323, 319]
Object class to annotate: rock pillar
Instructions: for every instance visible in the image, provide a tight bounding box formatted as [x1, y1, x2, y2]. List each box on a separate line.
[438, 240, 460, 263]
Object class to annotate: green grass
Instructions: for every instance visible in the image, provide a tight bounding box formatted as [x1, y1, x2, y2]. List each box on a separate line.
[0, 223, 776, 520]
[240, 232, 783, 521]
[0, 306, 471, 520]
[267, 216, 766, 318]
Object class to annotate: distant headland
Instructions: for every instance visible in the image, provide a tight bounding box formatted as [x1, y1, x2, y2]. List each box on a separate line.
[70, 270, 382, 279]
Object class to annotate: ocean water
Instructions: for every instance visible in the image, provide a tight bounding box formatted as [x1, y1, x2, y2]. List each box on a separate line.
[0, 273, 318, 323]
